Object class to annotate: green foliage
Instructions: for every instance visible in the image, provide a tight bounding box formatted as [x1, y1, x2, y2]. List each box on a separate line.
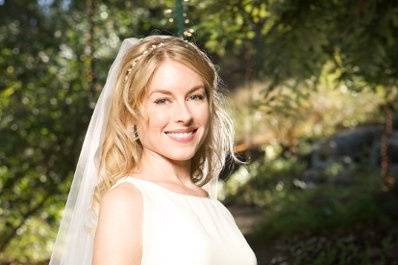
[0, 0, 179, 262]
[223, 150, 308, 207]
[237, 158, 398, 264]
[2, 0, 398, 263]
[255, 179, 384, 239]
[189, 0, 398, 103]
[0, 216, 57, 263]
[234, 157, 397, 240]
[228, 78, 384, 150]
[286, 231, 397, 265]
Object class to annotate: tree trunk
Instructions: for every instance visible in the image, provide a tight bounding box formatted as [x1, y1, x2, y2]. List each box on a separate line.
[174, 0, 185, 37]
[85, 0, 96, 99]
[380, 102, 395, 191]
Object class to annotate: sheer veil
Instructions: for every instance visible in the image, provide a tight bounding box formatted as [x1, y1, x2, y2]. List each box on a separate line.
[48, 36, 218, 265]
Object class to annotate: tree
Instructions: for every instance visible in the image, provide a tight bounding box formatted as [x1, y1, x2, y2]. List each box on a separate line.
[191, 0, 398, 190]
[0, 0, 176, 260]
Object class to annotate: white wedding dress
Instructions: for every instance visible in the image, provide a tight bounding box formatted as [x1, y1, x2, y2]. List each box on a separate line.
[109, 176, 258, 265]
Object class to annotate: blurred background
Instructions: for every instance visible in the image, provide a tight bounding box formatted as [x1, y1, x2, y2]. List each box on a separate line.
[1, 0, 398, 264]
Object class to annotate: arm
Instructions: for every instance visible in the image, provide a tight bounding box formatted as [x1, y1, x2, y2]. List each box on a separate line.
[92, 183, 143, 265]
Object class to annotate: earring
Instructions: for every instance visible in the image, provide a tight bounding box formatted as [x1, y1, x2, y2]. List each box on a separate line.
[131, 125, 139, 141]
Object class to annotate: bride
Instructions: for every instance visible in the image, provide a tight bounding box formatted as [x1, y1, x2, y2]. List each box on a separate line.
[48, 35, 257, 265]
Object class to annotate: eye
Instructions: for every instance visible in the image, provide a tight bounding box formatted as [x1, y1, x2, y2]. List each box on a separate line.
[154, 98, 171, 105]
[190, 94, 206, 101]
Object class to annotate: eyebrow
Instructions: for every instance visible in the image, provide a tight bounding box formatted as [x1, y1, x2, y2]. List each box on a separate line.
[149, 84, 205, 96]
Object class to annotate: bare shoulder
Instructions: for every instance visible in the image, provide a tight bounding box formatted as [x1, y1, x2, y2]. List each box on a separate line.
[92, 182, 143, 265]
[101, 181, 143, 209]
[99, 182, 143, 219]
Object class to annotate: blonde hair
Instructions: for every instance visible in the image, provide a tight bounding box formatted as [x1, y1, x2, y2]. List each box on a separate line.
[91, 35, 242, 212]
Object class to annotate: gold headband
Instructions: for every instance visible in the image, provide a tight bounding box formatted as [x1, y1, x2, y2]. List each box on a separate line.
[123, 42, 166, 83]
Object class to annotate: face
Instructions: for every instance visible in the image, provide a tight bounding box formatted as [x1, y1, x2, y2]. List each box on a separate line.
[136, 59, 210, 161]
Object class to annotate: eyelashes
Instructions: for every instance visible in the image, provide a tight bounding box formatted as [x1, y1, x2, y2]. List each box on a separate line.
[190, 94, 206, 101]
[153, 98, 169, 104]
[153, 94, 206, 105]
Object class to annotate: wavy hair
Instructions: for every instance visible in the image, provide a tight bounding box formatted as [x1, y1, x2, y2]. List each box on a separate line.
[91, 35, 242, 212]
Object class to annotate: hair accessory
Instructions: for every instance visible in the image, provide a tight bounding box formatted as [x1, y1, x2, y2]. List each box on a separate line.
[132, 125, 139, 141]
[123, 42, 165, 83]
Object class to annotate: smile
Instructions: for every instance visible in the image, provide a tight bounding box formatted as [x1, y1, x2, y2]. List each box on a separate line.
[165, 128, 198, 143]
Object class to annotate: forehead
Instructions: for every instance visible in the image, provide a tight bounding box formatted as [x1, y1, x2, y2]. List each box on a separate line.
[147, 59, 204, 95]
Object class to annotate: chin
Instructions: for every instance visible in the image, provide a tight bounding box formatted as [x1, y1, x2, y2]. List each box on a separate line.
[164, 150, 197, 161]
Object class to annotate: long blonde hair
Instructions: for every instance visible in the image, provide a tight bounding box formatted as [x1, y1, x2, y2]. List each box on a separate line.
[91, 35, 241, 212]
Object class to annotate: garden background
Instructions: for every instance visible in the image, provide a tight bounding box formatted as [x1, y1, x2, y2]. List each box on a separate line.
[1, 0, 398, 264]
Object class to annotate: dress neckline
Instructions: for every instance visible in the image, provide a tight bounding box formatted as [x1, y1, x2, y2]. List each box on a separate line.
[123, 176, 213, 200]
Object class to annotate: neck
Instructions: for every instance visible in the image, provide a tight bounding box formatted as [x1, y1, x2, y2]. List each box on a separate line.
[131, 148, 194, 186]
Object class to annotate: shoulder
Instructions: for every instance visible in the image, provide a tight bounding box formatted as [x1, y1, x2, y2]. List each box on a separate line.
[102, 181, 143, 209]
[215, 200, 237, 222]
[92, 182, 143, 265]
[97, 181, 144, 228]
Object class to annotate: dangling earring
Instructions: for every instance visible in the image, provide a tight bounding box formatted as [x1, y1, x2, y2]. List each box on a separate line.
[131, 125, 139, 141]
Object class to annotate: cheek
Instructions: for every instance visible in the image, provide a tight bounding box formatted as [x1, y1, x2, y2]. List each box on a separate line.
[195, 104, 210, 124]
[146, 107, 170, 129]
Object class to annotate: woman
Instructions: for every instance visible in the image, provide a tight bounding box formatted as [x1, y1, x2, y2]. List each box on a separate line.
[48, 35, 257, 265]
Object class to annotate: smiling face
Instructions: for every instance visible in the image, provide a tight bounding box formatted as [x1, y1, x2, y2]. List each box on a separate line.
[135, 58, 210, 162]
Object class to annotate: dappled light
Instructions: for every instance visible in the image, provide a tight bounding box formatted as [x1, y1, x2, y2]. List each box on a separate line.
[1, 1, 398, 264]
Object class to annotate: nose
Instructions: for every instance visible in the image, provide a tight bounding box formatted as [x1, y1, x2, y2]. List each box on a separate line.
[174, 100, 193, 124]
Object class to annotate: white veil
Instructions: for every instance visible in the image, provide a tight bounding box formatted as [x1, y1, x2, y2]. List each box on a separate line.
[48, 36, 218, 265]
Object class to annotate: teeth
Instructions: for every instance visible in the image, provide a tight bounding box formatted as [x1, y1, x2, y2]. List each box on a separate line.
[167, 132, 193, 137]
